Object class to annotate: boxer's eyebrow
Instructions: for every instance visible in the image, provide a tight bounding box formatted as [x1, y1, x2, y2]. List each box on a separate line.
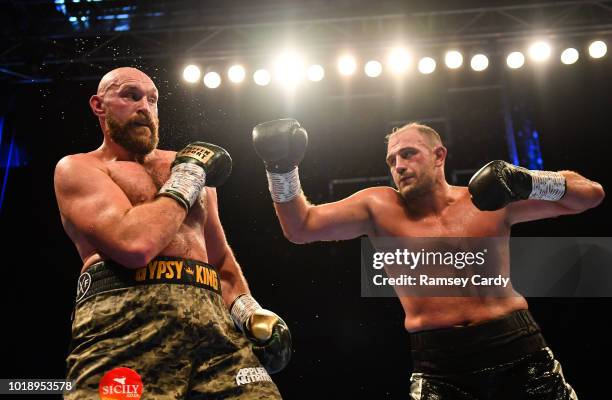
[119, 84, 158, 99]
[119, 84, 143, 93]
[386, 146, 418, 165]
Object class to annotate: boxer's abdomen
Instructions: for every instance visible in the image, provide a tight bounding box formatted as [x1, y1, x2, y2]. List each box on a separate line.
[400, 296, 529, 332]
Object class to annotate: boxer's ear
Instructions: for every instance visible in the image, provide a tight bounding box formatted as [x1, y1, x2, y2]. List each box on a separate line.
[433, 145, 447, 166]
[89, 94, 105, 117]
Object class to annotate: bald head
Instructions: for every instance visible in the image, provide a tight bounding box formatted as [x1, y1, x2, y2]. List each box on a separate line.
[91, 67, 160, 156]
[97, 67, 156, 96]
[386, 122, 443, 149]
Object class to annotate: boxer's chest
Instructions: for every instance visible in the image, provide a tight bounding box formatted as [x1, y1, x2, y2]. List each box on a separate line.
[106, 159, 207, 222]
[375, 196, 507, 237]
[107, 160, 166, 203]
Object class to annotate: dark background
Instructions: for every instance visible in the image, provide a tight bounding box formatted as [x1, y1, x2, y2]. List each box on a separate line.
[1, 1, 611, 398]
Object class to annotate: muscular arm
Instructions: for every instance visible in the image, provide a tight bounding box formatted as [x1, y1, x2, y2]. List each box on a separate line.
[252, 118, 376, 244]
[506, 170, 605, 225]
[273, 188, 376, 244]
[54, 155, 187, 268]
[203, 187, 250, 308]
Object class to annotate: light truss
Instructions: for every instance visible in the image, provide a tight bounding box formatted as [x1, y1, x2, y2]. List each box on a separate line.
[1, 1, 611, 83]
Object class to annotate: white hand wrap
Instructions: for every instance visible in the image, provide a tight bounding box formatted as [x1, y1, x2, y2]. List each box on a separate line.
[158, 163, 206, 209]
[230, 294, 262, 332]
[266, 167, 302, 203]
[528, 170, 566, 201]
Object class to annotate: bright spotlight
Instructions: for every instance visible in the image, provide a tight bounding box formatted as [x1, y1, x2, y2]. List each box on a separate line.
[528, 41, 551, 62]
[560, 48, 579, 65]
[274, 51, 306, 86]
[470, 54, 489, 71]
[307, 64, 325, 82]
[338, 55, 357, 76]
[227, 65, 245, 83]
[203, 71, 221, 89]
[364, 60, 382, 77]
[387, 48, 411, 74]
[589, 40, 607, 58]
[418, 57, 436, 74]
[506, 51, 525, 69]
[445, 50, 463, 69]
[253, 69, 271, 86]
[183, 65, 201, 83]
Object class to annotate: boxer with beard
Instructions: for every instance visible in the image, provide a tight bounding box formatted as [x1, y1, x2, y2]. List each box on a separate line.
[55, 68, 290, 399]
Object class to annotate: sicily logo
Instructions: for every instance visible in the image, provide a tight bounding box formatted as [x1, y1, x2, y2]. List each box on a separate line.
[99, 367, 143, 400]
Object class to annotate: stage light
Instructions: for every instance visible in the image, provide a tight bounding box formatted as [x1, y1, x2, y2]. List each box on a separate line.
[506, 51, 525, 69]
[387, 48, 411, 74]
[253, 69, 271, 86]
[470, 54, 489, 71]
[227, 65, 246, 83]
[203, 71, 221, 89]
[364, 60, 382, 77]
[589, 40, 607, 58]
[418, 57, 436, 74]
[445, 50, 463, 69]
[337, 55, 357, 76]
[560, 48, 579, 65]
[274, 51, 306, 86]
[528, 41, 551, 62]
[307, 64, 325, 82]
[182, 65, 201, 83]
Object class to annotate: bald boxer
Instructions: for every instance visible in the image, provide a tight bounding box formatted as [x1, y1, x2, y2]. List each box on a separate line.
[253, 119, 605, 399]
[54, 67, 290, 399]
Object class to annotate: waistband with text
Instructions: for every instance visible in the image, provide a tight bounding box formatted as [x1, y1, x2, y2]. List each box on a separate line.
[75, 256, 221, 304]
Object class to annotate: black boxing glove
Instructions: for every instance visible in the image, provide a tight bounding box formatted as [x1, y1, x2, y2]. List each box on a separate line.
[252, 118, 308, 173]
[230, 294, 292, 374]
[252, 119, 308, 202]
[468, 160, 566, 211]
[157, 142, 232, 210]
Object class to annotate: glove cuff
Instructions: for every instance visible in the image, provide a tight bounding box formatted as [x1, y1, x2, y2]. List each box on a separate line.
[266, 167, 302, 203]
[157, 163, 206, 210]
[527, 170, 566, 201]
[230, 294, 262, 332]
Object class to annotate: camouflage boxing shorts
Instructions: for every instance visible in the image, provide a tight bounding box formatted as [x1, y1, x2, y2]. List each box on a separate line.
[65, 257, 282, 399]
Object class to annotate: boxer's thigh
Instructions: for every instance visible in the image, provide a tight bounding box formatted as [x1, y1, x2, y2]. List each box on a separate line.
[503, 347, 578, 400]
[66, 285, 198, 399]
[410, 373, 478, 400]
[186, 291, 282, 400]
[187, 345, 282, 400]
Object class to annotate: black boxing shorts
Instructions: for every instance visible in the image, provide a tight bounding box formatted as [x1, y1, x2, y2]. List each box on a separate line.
[65, 257, 282, 400]
[408, 309, 578, 400]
